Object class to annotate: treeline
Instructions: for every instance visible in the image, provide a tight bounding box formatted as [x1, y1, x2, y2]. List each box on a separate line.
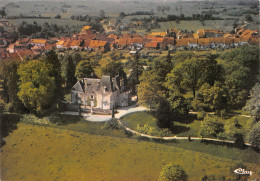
[120, 11, 154, 17]
[8, 14, 51, 19]
[131, 13, 223, 23]
[70, 15, 104, 32]
[17, 21, 80, 38]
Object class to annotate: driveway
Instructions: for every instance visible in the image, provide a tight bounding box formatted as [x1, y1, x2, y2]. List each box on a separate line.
[115, 104, 148, 119]
[61, 104, 148, 122]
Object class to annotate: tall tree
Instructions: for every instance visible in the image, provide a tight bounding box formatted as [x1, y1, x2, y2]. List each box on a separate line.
[99, 9, 106, 19]
[220, 45, 259, 109]
[65, 55, 77, 89]
[167, 92, 189, 121]
[166, 57, 204, 97]
[192, 82, 227, 112]
[2, 61, 24, 112]
[101, 61, 126, 78]
[72, 52, 82, 65]
[247, 122, 260, 149]
[17, 60, 55, 114]
[128, 53, 144, 94]
[243, 83, 260, 120]
[137, 70, 164, 109]
[0, 9, 6, 18]
[44, 50, 64, 104]
[75, 60, 95, 80]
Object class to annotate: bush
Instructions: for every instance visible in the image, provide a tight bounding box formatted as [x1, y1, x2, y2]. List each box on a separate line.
[159, 163, 188, 181]
[234, 133, 245, 149]
[102, 119, 123, 130]
[197, 111, 207, 120]
[199, 115, 224, 138]
[55, 14, 61, 19]
[21, 114, 50, 125]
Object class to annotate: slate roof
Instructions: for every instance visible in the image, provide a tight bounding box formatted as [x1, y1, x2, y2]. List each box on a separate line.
[100, 76, 113, 91]
[72, 76, 124, 94]
[72, 81, 84, 92]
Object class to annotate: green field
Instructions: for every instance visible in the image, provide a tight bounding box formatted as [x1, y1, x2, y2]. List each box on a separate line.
[9, 18, 87, 27]
[155, 20, 236, 32]
[1, 122, 259, 181]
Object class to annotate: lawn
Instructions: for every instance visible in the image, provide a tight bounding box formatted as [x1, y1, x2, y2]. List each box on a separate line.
[120, 111, 254, 139]
[1, 123, 259, 181]
[120, 111, 174, 137]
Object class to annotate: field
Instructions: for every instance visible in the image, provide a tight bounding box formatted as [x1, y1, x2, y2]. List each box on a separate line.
[156, 20, 236, 32]
[8, 18, 87, 28]
[1, 0, 259, 33]
[1, 122, 260, 181]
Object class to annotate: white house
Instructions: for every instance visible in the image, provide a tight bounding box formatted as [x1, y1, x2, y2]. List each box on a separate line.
[71, 76, 130, 110]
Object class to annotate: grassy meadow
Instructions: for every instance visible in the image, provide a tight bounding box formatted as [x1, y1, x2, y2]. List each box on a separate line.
[1, 122, 260, 181]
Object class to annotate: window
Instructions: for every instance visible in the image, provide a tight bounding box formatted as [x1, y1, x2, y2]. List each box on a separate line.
[90, 95, 94, 99]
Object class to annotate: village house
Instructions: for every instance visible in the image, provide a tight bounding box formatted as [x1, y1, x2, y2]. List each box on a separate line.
[56, 40, 65, 49]
[144, 41, 159, 49]
[29, 39, 47, 47]
[87, 40, 110, 52]
[69, 40, 81, 50]
[71, 75, 130, 111]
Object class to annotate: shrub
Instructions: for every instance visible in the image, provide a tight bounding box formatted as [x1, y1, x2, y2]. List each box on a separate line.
[159, 163, 188, 181]
[199, 115, 224, 138]
[21, 114, 50, 125]
[197, 111, 207, 120]
[234, 133, 245, 149]
[55, 14, 61, 19]
[102, 119, 123, 130]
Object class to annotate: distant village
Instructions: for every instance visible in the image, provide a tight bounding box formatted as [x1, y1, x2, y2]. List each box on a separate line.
[1, 19, 259, 60]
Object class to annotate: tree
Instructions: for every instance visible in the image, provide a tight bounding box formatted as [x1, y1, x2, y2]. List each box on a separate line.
[137, 70, 164, 109]
[166, 57, 204, 97]
[45, 50, 64, 104]
[192, 82, 227, 112]
[17, 60, 55, 114]
[72, 52, 82, 65]
[1, 61, 24, 112]
[199, 115, 224, 138]
[65, 55, 77, 89]
[99, 9, 106, 19]
[243, 83, 260, 120]
[101, 61, 126, 79]
[159, 163, 188, 181]
[156, 99, 174, 129]
[234, 133, 245, 149]
[221, 45, 259, 109]
[119, 12, 126, 19]
[75, 60, 95, 80]
[128, 53, 144, 94]
[247, 121, 260, 149]
[245, 14, 253, 21]
[0, 8, 6, 18]
[55, 14, 61, 19]
[167, 92, 189, 121]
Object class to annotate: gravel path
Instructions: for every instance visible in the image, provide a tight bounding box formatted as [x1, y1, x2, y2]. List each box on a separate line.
[117, 119, 252, 146]
[61, 104, 148, 122]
